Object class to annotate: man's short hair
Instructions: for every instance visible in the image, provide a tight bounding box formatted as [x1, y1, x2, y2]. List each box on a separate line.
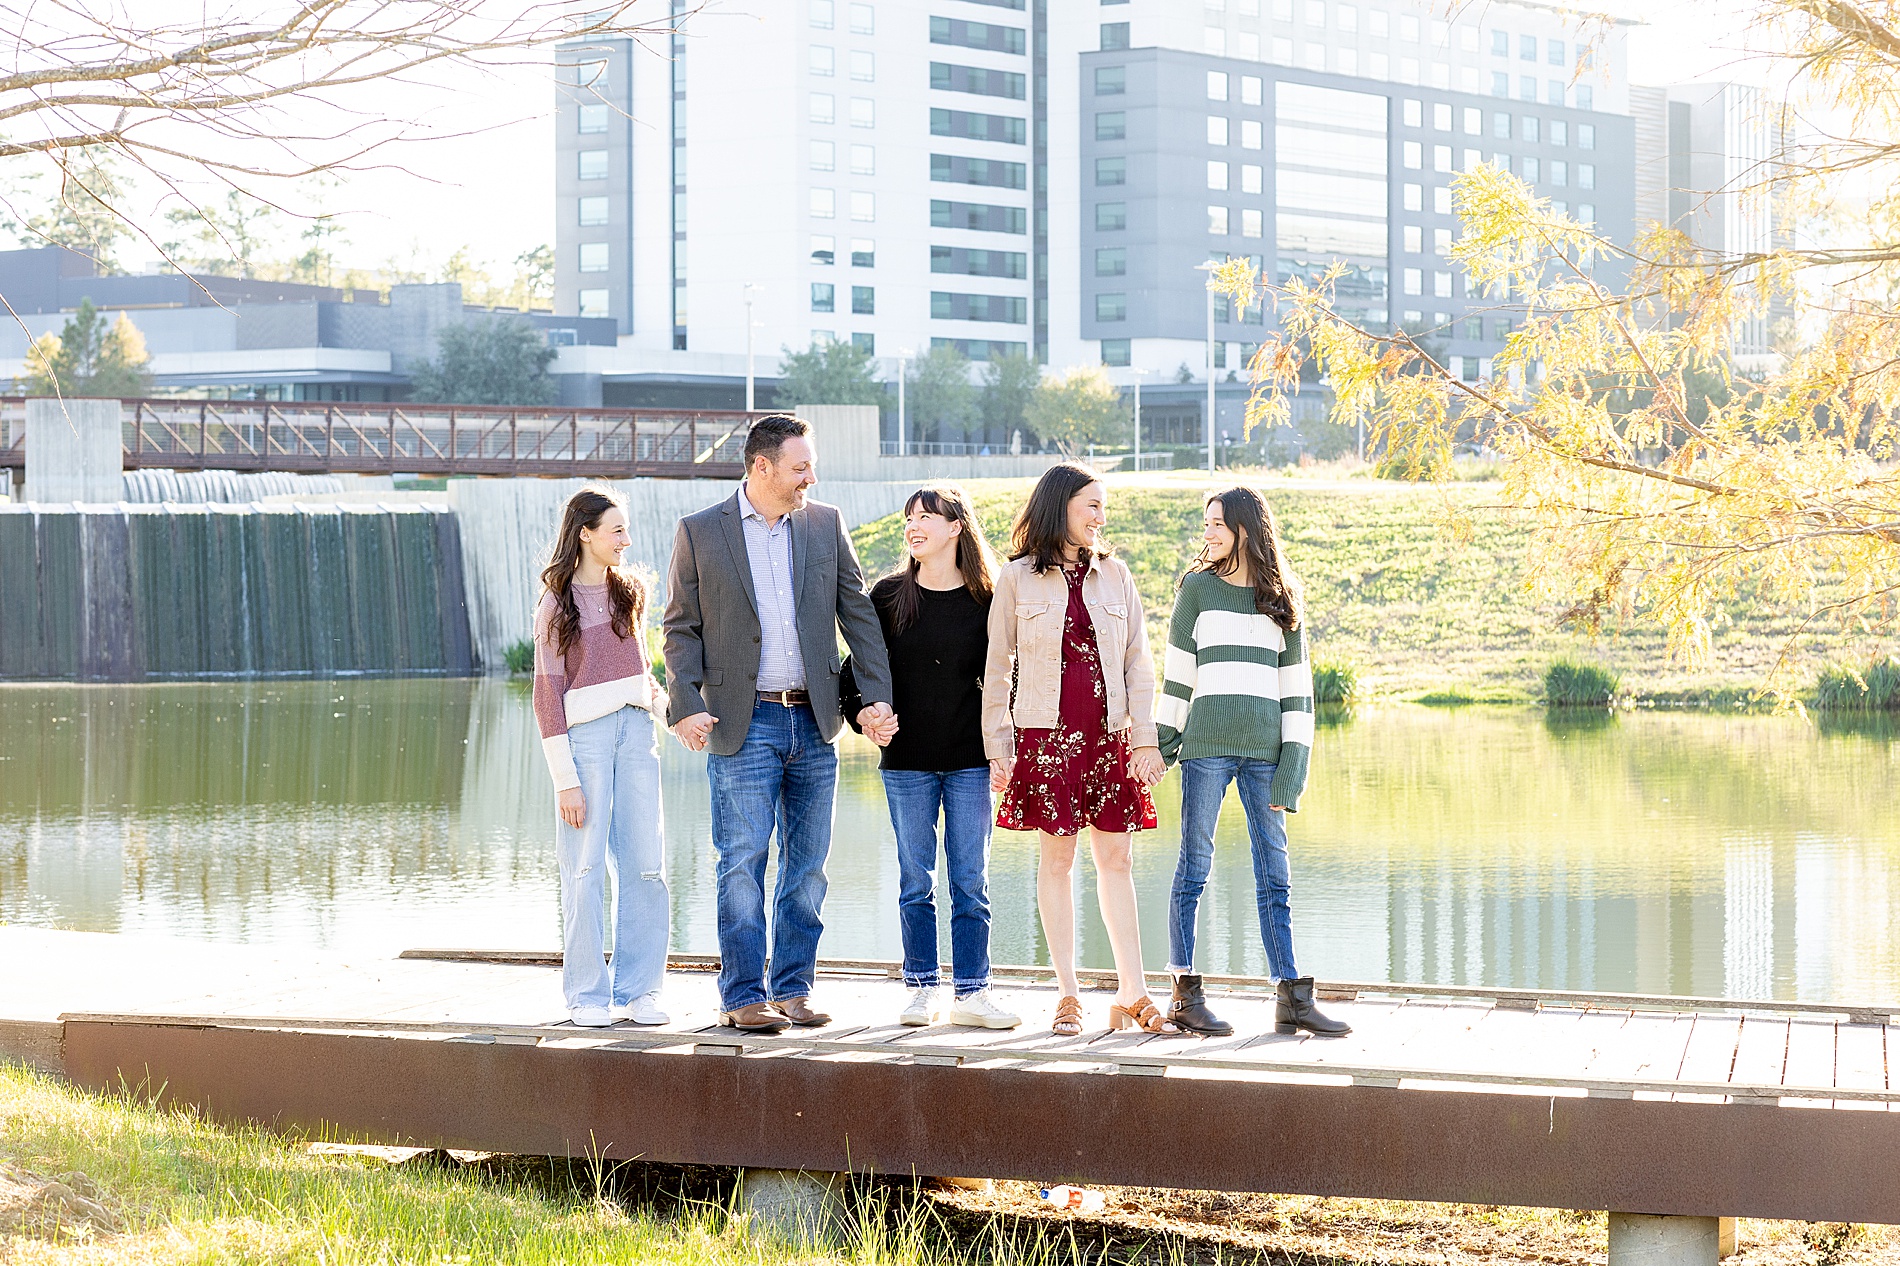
[743, 414, 812, 468]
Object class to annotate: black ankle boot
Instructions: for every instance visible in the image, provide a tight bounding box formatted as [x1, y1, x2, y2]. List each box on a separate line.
[1276, 977, 1351, 1036]
[1168, 974, 1233, 1036]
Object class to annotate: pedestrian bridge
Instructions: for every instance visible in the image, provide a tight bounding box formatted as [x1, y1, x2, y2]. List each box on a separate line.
[0, 397, 756, 481]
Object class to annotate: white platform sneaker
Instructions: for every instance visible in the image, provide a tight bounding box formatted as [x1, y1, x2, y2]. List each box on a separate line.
[569, 1006, 613, 1028]
[899, 986, 939, 1027]
[613, 993, 670, 1026]
[948, 988, 1022, 1029]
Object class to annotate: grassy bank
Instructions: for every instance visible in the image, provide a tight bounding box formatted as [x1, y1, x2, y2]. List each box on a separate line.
[4, 1062, 1894, 1265]
[850, 473, 1891, 704]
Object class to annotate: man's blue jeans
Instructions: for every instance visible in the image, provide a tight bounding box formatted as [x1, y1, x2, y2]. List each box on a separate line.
[1167, 756, 1299, 980]
[557, 706, 670, 1011]
[707, 700, 839, 1010]
[881, 767, 994, 996]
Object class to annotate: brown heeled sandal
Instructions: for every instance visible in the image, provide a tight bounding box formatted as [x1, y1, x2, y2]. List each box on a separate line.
[1052, 995, 1084, 1037]
[1108, 995, 1180, 1034]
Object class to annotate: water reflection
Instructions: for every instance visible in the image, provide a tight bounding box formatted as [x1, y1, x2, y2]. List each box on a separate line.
[1, 683, 1895, 1004]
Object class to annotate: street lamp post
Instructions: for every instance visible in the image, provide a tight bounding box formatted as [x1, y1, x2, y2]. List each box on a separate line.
[1196, 262, 1219, 474]
[743, 283, 762, 412]
[1128, 367, 1150, 472]
[896, 348, 912, 456]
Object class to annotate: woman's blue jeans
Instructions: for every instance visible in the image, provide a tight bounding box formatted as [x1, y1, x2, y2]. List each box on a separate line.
[1167, 756, 1299, 980]
[557, 705, 670, 1010]
[881, 767, 994, 996]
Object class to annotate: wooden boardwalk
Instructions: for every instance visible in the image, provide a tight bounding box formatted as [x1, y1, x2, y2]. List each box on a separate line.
[5, 927, 1899, 1227]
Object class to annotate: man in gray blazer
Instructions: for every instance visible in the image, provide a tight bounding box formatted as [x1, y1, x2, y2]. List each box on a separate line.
[663, 414, 897, 1033]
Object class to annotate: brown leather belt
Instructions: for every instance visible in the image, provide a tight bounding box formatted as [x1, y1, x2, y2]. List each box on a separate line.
[758, 689, 810, 706]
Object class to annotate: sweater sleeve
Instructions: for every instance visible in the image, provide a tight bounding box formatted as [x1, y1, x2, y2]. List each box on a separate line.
[1155, 579, 1200, 766]
[531, 594, 581, 792]
[1120, 563, 1159, 751]
[1269, 622, 1314, 812]
[979, 562, 1018, 763]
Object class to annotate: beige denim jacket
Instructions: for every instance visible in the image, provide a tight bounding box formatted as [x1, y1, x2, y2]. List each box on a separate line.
[980, 552, 1158, 762]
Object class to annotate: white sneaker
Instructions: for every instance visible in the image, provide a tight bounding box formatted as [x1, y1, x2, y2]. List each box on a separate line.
[948, 988, 1021, 1030]
[612, 993, 670, 1026]
[899, 986, 939, 1027]
[569, 1006, 613, 1028]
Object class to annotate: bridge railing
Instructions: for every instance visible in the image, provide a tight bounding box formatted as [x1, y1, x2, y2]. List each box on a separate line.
[0, 398, 759, 479]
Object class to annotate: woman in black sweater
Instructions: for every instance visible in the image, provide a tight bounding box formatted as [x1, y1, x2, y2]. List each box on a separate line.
[872, 484, 1021, 1030]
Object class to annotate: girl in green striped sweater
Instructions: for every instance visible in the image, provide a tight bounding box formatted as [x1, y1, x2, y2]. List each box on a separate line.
[1159, 487, 1349, 1038]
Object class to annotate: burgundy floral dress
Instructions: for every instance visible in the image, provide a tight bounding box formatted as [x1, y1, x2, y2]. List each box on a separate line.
[996, 564, 1158, 835]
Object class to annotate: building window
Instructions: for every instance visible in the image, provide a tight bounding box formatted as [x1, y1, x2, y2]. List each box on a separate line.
[1242, 75, 1262, 105]
[1550, 159, 1567, 186]
[850, 97, 875, 127]
[1433, 186, 1452, 213]
[1402, 225, 1421, 252]
[811, 187, 836, 218]
[1491, 28, 1507, 55]
[1579, 202, 1595, 223]
[1097, 111, 1126, 140]
[1578, 164, 1595, 189]
[1096, 156, 1126, 185]
[1494, 111, 1510, 138]
[1101, 21, 1130, 49]
[1550, 119, 1568, 146]
[1578, 123, 1595, 150]
[1101, 338, 1131, 367]
[931, 109, 1028, 144]
[852, 285, 875, 314]
[1402, 141, 1422, 169]
[1403, 183, 1422, 211]
[851, 144, 875, 175]
[930, 291, 1028, 323]
[1097, 202, 1127, 230]
[1204, 27, 1226, 55]
[1368, 7, 1386, 35]
[812, 330, 835, 344]
[810, 45, 834, 76]
[546, 328, 578, 347]
[1519, 33, 1536, 59]
[811, 140, 835, 171]
[578, 288, 609, 317]
[1491, 71, 1508, 97]
[1207, 160, 1229, 190]
[1576, 85, 1593, 111]
[1241, 164, 1261, 194]
[851, 238, 875, 267]
[1400, 14, 1418, 38]
[811, 0, 833, 28]
[1547, 38, 1565, 65]
[1339, 3, 1358, 31]
[1433, 271, 1451, 297]
[1096, 65, 1126, 95]
[850, 2, 873, 34]
[853, 332, 876, 354]
[811, 283, 836, 312]
[1523, 156, 1540, 182]
[1433, 145, 1451, 172]
[578, 150, 608, 179]
[1241, 119, 1262, 149]
[1433, 227, 1451, 254]
[1241, 208, 1263, 237]
[1096, 292, 1127, 321]
[578, 104, 609, 133]
[1464, 108, 1482, 136]
[811, 235, 835, 265]
[851, 50, 875, 81]
[1095, 246, 1126, 276]
[935, 200, 1028, 233]
[1403, 98, 1423, 127]
[931, 153, 1027, 188]
[1272, 38, 1294, 64]
[1207, 70, 1228, 100]
[578, 196, 609, 226]
[1520, 76, 1536, 100]
[578, 242, 610, 272]
[931, 15, 1028, 53]
[1208, 115, 1229, 145]
[1306, 0, 1325, 23]
[1402, 267, 1421, 295]
[1308, 44, 1328, 70]
[1433, 102, 1452, 131]
[1520, 115, 1539, 144]
[810, 93, 835, 124]
[850, 191, 875, 221]
[1208, 205, 1229, 234]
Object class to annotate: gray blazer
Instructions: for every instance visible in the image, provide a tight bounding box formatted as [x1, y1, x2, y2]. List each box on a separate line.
[662, 491, 894, 756]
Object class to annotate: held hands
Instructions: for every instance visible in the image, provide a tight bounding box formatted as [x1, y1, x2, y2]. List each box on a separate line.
[557, 787, 587, 829]
[858, 702, 899, 747]
[989, 755, 1015, 792]
[1128, 745, 1166, 788]
[672, 711, 717, 752]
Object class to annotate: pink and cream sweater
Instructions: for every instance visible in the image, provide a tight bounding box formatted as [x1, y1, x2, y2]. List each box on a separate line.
[532, 581, 659, 790]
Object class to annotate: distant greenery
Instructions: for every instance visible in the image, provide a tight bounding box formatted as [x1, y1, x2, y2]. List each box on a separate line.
[775, 338, 883, 408]
[502, 638, 534, 674]
[20, 297, 152, 397]
[1543, 658, 1620, 707]
[1313, 662, 1358, 705]
[905, 343, 976, 443]
[980, 350, 1041, 444]
[409, 318, 557, 406]
[1812, 658, 1900, 711]
[1025, 365, 1125, 455]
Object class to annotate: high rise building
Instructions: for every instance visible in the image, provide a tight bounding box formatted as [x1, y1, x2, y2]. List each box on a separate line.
[552, 0, 1636, 430]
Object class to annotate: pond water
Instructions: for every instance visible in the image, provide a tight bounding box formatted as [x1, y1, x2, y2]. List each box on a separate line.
[3, 680, 1896, 1004]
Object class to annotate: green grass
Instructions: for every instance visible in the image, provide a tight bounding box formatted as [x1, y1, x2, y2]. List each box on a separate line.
[1812, 658, 1900, 711]
[502, 638, 534, 675]
[851, 476, 1894, 702]
[1313, 661, 1358, 705]
[1542, 658, 1621, 708]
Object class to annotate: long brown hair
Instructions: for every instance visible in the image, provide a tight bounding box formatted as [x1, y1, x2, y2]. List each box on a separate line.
[878, 483, 998, 633]
[540, 485, 646, 655]
[1189, 486, 1303, 631]
[1008, 460, 1110, 574]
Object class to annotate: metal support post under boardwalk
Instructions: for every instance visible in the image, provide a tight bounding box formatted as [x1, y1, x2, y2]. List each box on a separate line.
[1608, 1213, 1720, 1265]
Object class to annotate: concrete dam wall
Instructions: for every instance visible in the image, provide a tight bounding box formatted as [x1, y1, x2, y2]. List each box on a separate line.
[0, 503, 474, 681]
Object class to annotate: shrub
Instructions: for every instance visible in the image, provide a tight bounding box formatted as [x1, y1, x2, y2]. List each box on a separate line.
[1543, 657, 1620, 707]
[1313, 661, 1358, 705]
[1812, 658, 1900, 711]
[502, 638, 534, 675]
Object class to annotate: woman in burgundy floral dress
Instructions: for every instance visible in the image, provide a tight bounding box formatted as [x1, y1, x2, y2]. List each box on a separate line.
[981, 462, 1175, 1036]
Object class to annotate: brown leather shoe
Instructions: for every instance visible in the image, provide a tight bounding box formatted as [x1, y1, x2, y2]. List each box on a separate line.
[719, 1001, 790, 1033]
[774, 996, 831, 1027]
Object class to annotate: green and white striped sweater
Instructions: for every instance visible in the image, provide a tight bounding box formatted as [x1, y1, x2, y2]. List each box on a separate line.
[1155, 570, 1313, 811]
